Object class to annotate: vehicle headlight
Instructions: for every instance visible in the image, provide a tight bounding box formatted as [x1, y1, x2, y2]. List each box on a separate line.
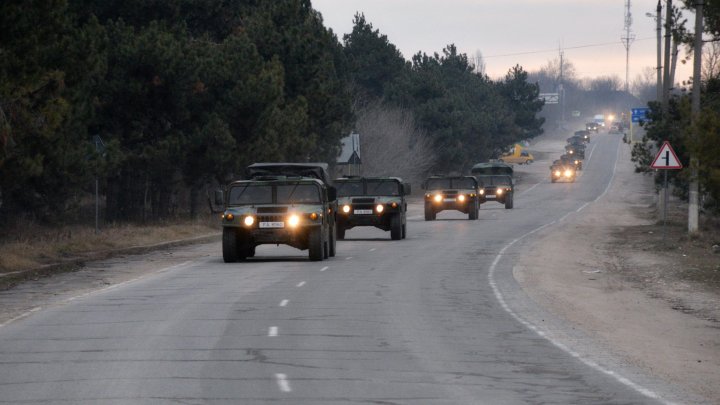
[569, 150, 574, 154]
[479, 189, 485, 195]
[555, 170, 562, 176]
[243, 215, 254, 226]
[224, 213, 235, 221]
[342, 204, 351, 213]
[458, 194, 466, 202]
[497, 188, 503, 195]
[575, 160, 579, 164]
[564, 169, 573, 177]
[376, 204, 384, 213]
[287, 214, 300, 227]
[434, 194, 442, 202]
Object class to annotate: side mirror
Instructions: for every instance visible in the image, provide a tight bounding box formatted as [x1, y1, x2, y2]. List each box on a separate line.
[214, 189, 224, 206]
[327, 186, 337, 201]
[403, 183, 412, 195]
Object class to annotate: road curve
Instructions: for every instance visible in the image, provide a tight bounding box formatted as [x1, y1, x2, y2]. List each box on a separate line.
[0, 134, 671, 404]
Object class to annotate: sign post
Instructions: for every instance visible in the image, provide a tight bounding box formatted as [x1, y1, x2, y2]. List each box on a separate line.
[630, 108, 651, 143]
[650, 141, 683, 241]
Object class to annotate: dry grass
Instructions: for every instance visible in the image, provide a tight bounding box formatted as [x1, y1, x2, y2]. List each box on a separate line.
[0, 219, 220, 274]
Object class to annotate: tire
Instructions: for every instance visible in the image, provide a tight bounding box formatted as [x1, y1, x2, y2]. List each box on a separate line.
[390, 214, 402, 240]
[424, 204, 435, 221]
[337, 224, 346, 240]
[401, 222, 407, 239]
[551, 178, 557, 183]
[469, 203, 478, 220]
[222, 228, 239, 263]
[323, 226, 329, 259]
[505, 194, 514, 209]
[308, 227, 324, 261]
[328, 223, 336, 257]
[247, 245, 256, 258]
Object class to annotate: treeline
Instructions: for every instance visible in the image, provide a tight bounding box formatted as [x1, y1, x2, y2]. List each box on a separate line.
[631, 2, 720, 213]
[0, 2, 543, 225]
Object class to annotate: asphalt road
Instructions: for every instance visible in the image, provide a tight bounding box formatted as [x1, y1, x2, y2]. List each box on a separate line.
[0, 133, 668, 404]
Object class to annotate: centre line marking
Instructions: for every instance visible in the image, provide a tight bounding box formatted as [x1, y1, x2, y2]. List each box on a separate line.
[268, 326, 278, 337]
[296, 281, 306, 287]
[279, 300, 289, 307]
[320, 266, 328, 272]
[369, 248, 376, 252]
[276, 373, 292, 392]
[345, 256, 353, 260]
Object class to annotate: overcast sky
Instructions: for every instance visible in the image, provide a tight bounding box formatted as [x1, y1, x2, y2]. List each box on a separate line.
[313, 0, 694, 84]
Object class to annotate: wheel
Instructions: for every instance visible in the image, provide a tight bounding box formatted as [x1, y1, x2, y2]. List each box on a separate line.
[337, 223, 346, 240]
[469, 204, 478, 220]
[528, 159, 533, 164]
[390, 215, 402, 240]
[235, 230, 252, 260]
[401, 222, 407, 239]
[323, 226, 330, 259]
[222, 228, 239, 263]
[424, 204, 435, 221]
[328, 223, 336, 257]
[308, 227, 324, 261]
[551, 178, 557, 183]
[505, 194, 514, 209]
[247, 245, 256, 258]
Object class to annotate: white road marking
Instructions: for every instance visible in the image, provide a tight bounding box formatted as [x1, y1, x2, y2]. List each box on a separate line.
[576, 202, 590, 212]
[487, 138, 670, 404]
[593, 140, 621, 203]
[0, 307, 42, 328]
[369, 248, 376, 252]
[268, 326, 278, 337]
[585, 142, 599, 163]
[279, 300, 288, 307]
[519, 182, 541, 195]
[345, 257, 353, 260]
[296, 281, 306, 287]
[276, 373, 292, 392]
[320, 266, 328, 272]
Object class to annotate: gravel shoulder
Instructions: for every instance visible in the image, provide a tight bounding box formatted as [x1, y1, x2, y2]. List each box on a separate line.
[514, 135, 720, 403]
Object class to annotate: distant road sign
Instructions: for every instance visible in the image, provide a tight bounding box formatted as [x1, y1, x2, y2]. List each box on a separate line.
[631, 107, 651, 123]
[539, 93, 559, 104]
[650, 141, 683, 169]
[571, 110, 581, 117]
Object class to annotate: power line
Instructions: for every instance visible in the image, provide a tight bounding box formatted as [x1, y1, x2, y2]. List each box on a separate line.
[483, 37, 654, 59]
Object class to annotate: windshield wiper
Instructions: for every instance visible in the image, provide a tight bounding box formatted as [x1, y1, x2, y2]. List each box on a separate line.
[285, 181, 301, 205]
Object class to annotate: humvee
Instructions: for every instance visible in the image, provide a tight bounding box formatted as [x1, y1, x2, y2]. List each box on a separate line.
[476, 174, 514, 209]
[565, 143, 586, 159]
[422, 175, 480, 220]
[335, 177, 410, 240]
[550, 160, 577, 183]
[470, 162, 514, 178]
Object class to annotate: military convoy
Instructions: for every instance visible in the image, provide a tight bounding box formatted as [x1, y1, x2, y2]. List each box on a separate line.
[335, 176, 410, 240]
[551, 126, 594, 183]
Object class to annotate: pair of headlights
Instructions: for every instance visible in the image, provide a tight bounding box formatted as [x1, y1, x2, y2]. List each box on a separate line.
[223, 213, 318, 227]
[554, 170, 574, 177]
[342, 203, 397, 213]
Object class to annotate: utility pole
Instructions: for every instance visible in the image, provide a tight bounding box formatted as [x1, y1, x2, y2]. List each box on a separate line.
[622, 0, 635, 93]
[656, 0, 663, 101]
[559, 47, 565, 126]
[662, 0, 672, 115]
[689, 0, 703, 233]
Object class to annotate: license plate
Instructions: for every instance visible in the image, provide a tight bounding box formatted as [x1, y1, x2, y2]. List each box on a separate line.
[354, 209, 373, 215]
[486, 195, 496, 199]
[259, 222, 284, 228]
[443, 198, 456, 202]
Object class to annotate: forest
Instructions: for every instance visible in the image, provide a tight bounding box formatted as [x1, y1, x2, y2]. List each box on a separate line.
[0, 0, 552, 226]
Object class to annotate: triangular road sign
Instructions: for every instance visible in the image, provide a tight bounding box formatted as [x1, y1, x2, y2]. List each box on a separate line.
[650, 141, 683, 169]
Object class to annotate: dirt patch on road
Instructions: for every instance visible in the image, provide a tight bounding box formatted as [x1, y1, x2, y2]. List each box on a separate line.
[515, 141, 720, 403]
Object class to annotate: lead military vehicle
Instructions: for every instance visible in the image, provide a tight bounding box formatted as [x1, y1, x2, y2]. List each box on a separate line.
[335, 176, 410, 240]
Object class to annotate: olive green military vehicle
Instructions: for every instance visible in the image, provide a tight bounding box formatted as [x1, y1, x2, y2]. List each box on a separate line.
[335, 177, 410, 240]
[216, 163, 338, 262]
[560, 153, 583, 170]
[550, 160, 577, 183]
[470, 162, 514, 178]
[564, 143, 586, 159]
[422, 175, 480, 220]
[476, 174, 514, 209]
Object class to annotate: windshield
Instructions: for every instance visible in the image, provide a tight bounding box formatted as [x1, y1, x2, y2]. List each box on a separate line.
[228, 185, 272, 205]
[477, 176, 511, 187]
[471, 166, 513, 176]
[336, 181, 364, 197]
[277, 184, 321, 203]
[366, 180, 400, 196]
[426, 178, 475, 190]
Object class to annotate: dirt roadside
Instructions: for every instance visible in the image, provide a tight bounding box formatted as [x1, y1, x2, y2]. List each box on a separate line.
[514, 135, 720, 403]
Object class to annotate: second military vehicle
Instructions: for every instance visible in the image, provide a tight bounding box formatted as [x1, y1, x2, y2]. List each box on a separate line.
[335, 176, 410, 240]
[476, 174, 514, 209]
[471, 161, 514, 178]
[423, 175, 480, 220]
[550, 160, 577, 183]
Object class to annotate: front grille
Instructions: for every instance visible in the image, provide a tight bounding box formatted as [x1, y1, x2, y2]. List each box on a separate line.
[443, 190, 458, 196]
[258, 214, 285, 223]
[352, 198, 375, 204]
[352, 204, 375, 210]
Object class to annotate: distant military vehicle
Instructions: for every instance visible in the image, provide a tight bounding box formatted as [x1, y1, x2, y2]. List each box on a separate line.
[550, 160, 577, 183]
[422, 175, 480, 220]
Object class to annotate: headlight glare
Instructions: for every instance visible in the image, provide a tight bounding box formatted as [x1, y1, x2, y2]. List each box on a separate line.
[243, 215, 254, 226]
[555, 170, 562, 176]
[564, 169, 573, 177]
[434, 194, 442, 202]
[376, 204, 384, 213]
[458, 194, 466, 202]
[342, 204, 351, 213]
[288, 214, 300, 227]
[497, 188, 503, 195]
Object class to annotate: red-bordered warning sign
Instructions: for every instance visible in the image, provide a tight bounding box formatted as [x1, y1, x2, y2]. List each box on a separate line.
[650, 141, 683, 169]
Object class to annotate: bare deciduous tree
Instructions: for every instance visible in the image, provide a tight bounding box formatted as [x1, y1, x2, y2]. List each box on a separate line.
[702, 40, 720, 82]
[631, 67, 658, 102]
[354, 104, 437, 189]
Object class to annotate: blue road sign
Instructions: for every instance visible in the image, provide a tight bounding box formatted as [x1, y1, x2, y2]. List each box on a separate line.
[631, 107, 651, 123]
